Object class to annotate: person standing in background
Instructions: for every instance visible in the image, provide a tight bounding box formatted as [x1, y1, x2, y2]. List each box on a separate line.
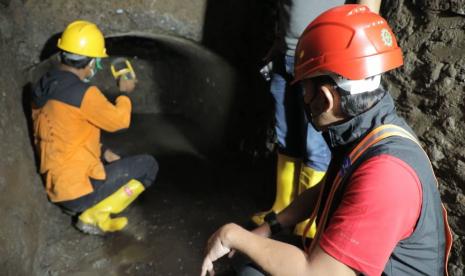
[253, 0, 382, 238]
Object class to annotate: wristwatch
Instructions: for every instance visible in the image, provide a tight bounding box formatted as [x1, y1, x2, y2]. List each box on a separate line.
[264, 211, 283, 235]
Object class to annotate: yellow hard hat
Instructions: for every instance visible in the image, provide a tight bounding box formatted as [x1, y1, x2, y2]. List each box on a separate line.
[57, 20, 108, 58]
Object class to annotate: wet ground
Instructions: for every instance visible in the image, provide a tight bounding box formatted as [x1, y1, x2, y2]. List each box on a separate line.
[42, 113, 273, 276]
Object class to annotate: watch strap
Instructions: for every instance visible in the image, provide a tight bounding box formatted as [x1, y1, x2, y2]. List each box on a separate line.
[264, 211, 282, 235]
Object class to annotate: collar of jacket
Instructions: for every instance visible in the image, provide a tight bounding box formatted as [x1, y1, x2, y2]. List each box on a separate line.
[324, 91, 399, 149]
[33, 69, 82, 108]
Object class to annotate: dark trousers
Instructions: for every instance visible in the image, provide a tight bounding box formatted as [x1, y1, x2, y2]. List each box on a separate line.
[58, 154, 158, 213]
[270, 54, 330, 170]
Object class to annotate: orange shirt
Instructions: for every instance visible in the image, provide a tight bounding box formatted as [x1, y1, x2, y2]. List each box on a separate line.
[32, 76, 131, 202]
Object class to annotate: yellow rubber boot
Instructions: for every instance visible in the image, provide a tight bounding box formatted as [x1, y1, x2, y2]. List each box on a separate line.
[294, 166, 325, 238]
[76, 179, 145, 235]
[251, 153, 301, 225]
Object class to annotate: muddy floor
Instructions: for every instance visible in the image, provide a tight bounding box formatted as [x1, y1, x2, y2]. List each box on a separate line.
[40, 113, 274, 276]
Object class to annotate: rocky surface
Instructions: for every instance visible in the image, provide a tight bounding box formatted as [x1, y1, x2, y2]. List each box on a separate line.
[382, 1, 465, 272]
[6, 0, 206, 68]
[0, 5, 54, 274]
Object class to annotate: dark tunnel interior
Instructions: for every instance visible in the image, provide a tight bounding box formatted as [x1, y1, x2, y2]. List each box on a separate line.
[25, 34, 276, 275]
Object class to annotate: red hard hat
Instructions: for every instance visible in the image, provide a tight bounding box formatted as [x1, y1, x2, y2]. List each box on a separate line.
[294, 4, 403, 82]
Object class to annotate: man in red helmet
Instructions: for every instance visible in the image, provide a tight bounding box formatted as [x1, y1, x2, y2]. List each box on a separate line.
[201, 5, 451, 276]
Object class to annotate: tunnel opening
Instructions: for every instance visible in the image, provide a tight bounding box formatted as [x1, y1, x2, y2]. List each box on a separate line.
[25, 34, 274, 275]
[32, 33, 240, 160]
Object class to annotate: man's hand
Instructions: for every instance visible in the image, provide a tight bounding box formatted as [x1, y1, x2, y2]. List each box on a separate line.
[201, 224, 238, 276]
[118, 77, 137, 93]
[103, 149, 120, 163]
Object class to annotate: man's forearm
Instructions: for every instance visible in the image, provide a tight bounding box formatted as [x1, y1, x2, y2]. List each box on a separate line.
[225, 223, 311, 276]
[357, 0, 381, 13]
[218, 223, 356, 276]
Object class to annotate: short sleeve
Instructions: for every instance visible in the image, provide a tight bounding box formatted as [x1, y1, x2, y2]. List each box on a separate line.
[319, 155, 422, 276]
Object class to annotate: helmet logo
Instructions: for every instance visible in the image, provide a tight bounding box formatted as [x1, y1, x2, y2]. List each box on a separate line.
[381, 28, 393, 47]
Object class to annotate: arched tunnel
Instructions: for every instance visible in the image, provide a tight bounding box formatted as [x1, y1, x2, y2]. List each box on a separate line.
[32, 34, 238, 159]
[1, 0, 465, 275]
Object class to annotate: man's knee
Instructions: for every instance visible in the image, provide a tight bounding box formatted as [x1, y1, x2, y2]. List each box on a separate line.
[231, 253, 266, 276]
[236, 264, 265, 276]
[143, 154, 158, 177]
[137, 154, 158, 188]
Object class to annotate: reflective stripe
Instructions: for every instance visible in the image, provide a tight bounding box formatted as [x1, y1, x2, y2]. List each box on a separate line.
[443, 205, 453, 276]
[349, 124, 418, 163]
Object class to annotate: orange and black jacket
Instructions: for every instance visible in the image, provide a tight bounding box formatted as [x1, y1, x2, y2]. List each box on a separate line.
[32, 69, 131, 202]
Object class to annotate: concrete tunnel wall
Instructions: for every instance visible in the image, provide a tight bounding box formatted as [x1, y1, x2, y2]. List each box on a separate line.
[0, 0, 464, 274]
[29, 33, 238, 157]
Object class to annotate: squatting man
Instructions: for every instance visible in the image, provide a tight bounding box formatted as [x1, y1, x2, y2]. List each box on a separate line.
[32, 20, 158, 235]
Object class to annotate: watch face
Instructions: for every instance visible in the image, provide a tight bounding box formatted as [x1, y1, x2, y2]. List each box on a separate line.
[264, 212, 277, 223]
[264, 212, 282, 235]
